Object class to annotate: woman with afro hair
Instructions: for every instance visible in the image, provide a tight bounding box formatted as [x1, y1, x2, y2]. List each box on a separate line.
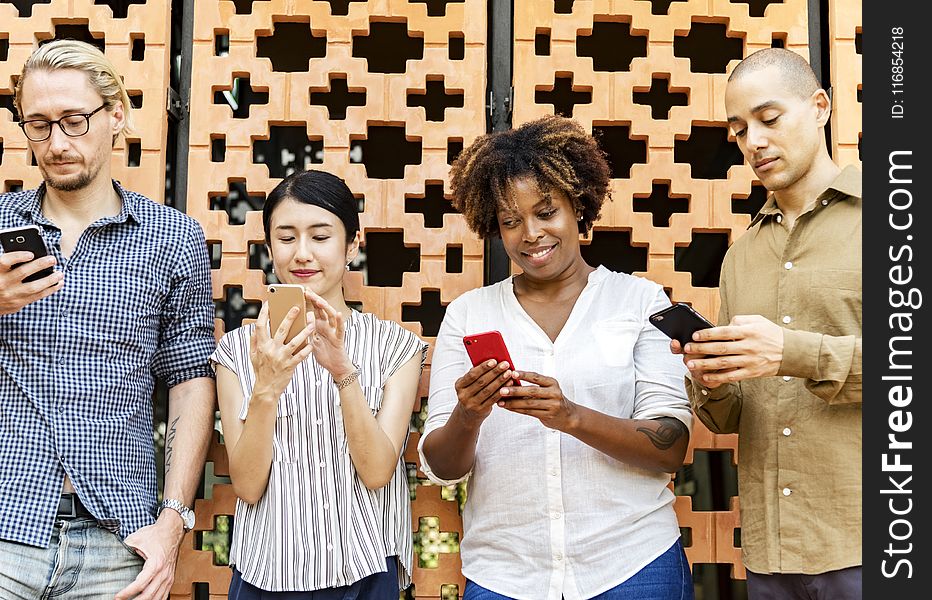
[419, 115, 695, 600]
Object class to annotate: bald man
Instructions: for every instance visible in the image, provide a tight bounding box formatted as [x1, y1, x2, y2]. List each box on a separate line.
[672, 48, 862, 599]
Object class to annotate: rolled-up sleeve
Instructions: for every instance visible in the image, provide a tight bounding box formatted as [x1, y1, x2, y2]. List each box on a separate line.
[151, 219, 216, 388]
[631, 288, 692, 430]
[779, 329, 861, 404]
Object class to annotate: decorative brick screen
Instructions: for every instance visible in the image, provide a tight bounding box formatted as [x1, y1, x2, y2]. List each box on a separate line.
[0, 1, 862, 598]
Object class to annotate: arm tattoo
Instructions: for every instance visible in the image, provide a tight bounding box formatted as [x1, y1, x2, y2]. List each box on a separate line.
[164, 415, 180, 474]
[636, 417, 688, 451]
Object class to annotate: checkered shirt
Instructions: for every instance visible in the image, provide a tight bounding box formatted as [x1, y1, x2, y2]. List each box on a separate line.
[0, 181, 216, 547]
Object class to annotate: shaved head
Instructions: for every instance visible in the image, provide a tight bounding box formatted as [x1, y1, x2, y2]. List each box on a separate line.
[728, 48, 821, 99]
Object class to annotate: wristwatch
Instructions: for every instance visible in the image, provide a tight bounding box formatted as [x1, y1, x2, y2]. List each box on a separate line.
[158, 498, 195, 531]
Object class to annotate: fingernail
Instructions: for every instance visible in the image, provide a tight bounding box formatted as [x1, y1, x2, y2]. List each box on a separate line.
[687, 362, 694, 369]
[487, 360, 495, 367]
[500, 387, 509, 395]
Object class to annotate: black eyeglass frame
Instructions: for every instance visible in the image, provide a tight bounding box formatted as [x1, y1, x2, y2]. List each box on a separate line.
[18, 103, 109, 142]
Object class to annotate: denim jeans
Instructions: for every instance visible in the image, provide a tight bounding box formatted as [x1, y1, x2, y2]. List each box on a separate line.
[228, 555, 400, 600]
[0, 517, 144, 599]
[464, 539, 694, 600]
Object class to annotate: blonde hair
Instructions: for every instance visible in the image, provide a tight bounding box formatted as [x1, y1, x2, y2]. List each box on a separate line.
[14, 39, 134, 141]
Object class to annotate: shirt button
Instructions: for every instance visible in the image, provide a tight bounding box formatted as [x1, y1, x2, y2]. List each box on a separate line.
[316, 419, 323, 425]
[701, 389, 709, 396]
[783, 427, 792, 436]
[554, 553, 564, 561]
[60, 307, 67, 316]
[549, 469, 558, 477]
[327, 543, 333, 551]
[821, 199, 829, 206]
[782, 375, 791, 381]
[315, 380, 321, 386]
[782, 487, 792, 496]
[58, 406, 65, 414]
[784, 261, 793, 270]
[776, 215, 783, 223]
[323, 502, 330, 510]
[551, 512, 562, 520]
[319, 461, 326, 468]
[58, 357, 65, 365]
[782, 315, 791, 324]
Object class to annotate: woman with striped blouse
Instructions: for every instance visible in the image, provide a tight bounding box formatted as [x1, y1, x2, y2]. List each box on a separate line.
[210, 170, 427, 599]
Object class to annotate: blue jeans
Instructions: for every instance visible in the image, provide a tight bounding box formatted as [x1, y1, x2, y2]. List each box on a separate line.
[228, 555, 400, 599]
[464, 539, 694, 600]
[0, 517, 144, 599]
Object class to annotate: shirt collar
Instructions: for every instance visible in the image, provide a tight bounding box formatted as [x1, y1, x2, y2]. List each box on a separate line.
[20, 180, 142, 227]
[748, 165, 862, 228]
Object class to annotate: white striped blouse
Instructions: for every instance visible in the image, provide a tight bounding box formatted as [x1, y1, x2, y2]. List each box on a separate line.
[210, 311, 427, 592]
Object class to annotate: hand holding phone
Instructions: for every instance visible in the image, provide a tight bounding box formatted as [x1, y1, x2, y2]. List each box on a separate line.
[0, 226, 56, 283]
[0, 226, 62, 315]
[463, 330, 521, 386]
[649, 302, 714, 348]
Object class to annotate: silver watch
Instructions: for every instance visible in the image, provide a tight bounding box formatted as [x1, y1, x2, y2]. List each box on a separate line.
[159, 498, 195, 531]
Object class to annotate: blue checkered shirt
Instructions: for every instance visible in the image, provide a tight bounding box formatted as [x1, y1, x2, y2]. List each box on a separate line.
[0, 181, 216, 547]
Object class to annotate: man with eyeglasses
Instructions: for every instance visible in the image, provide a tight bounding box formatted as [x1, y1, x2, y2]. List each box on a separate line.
[0, 40, 216, 599]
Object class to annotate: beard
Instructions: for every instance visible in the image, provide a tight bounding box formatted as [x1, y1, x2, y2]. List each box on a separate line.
[44, 170, 95, 192]
[39, 153, 101, 192]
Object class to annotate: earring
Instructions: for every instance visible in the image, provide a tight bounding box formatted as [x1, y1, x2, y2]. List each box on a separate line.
[576, 214, 583, 221]
[346, 262, 351, 271]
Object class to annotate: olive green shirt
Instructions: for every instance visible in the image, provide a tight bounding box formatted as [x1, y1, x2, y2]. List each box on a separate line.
[687, 166, 862, 575]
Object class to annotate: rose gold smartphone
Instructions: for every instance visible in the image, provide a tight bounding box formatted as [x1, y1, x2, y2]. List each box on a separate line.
[267, 284, 307, 348]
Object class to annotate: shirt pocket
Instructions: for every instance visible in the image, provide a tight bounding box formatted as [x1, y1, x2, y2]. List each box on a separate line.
[808, 269, 861, 336]
[591, 317, 642, 367]
[272, 392, 299, 463]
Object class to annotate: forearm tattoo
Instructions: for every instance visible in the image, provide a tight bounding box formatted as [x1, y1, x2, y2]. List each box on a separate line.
[165, 415, 180, 474]
[636, 417, 688, 450]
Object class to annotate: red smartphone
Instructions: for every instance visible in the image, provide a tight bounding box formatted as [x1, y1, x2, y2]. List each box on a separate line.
[463, 330, 521, 386]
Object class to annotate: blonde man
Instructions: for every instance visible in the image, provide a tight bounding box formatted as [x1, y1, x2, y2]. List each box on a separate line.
[0, 40, 216, 599]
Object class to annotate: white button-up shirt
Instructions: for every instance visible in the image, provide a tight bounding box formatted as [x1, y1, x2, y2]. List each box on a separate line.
[419, 266, 691, 600]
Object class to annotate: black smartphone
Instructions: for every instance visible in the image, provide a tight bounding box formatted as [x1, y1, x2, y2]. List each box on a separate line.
[0, 225, 55, 283]
[648, 302, 714, 347]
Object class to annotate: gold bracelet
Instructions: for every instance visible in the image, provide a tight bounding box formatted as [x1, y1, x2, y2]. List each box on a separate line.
[335, 368, 360, 391]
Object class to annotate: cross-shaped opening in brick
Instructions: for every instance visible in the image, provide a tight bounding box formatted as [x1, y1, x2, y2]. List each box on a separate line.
[310, 76, 367, 120]
[675, 232, 730, 288]
[674, 125, 743, 180]
[577, 21, 647, 72]
[407, 79, 464, 122]
[633, 183, 691, 227]
[402, 290, 449, 337]
[405, 183, 458, 229]
[592, 124, 648, 179]
[580, 230, 648, 275]
[535, 75, 592, 118]
[353, 21, 424, 74]
[674, 22, 744, 74]
[362, 231, 421, 287]
[257, 21, 327, 73]
[633, 78, 689, 120]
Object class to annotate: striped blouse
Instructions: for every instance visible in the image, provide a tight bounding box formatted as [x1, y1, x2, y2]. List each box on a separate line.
[210, 311, 427, 592]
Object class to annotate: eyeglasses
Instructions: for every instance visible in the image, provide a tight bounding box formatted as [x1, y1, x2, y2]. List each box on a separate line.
[19, 104, 108, 142]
